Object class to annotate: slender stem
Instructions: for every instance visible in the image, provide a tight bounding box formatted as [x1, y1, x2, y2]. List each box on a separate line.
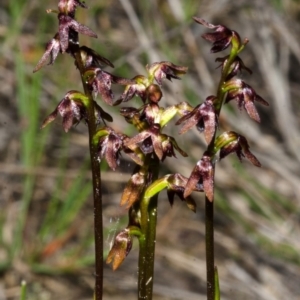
[145, 194, 158, 298]
[138, 155, 160, 300]
[138, 235, 147, 299]
[71, 44, 103, 300]
[205, 197, 214, 300]
[204, 49, 238, 300]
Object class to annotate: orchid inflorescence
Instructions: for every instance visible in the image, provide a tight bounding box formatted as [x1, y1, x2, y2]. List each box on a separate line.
[34, 2, 268, 298]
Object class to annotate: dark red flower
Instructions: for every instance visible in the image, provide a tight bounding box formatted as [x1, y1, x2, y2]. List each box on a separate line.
[58, 13, 97, 53]
[224, 79, 269, 122]
[41, 91, 110, 132]
[216, 55, 252, 80]
[114, 75, 149, 105]
[166, 173, 203, 212]
[77, 46, 114, 69]
[124, 123, 186, 161]
[84, 68, 134, 105]
[215, 131, 261, 167]
[94, 127, 125, 170]
[147, 61, 188, 85]
[193, 17, 241, 53]
[176, 96, 217, 144]
[41, 91, 88, 132]
[124, 124, 164, 160]
[33, 33, 61, 73]
[184, 153, 214, 202]
[160, 135, 187, 161]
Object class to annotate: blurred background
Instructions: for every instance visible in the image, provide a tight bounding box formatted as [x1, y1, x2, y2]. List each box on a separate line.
[0, 0, 300, 299]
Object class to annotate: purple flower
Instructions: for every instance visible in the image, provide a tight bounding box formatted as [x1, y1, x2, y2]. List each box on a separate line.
[216, 131, 261, 167]
[41, 90, 88, 132]
[115, 75, 150, 105]
[77, 46, 114, 69]
[33, 33, 61, 73]
[147, 61, 188, 85]
[84, 68, 134, 105]
[216, 55, 252, 80]
[166, 173, 203, 212]
[176, 96, 217, 144]
[224, 79, 269, 122]
[94, 127, 125, 170]
[184, 153, 214, 202]
[58, 13, 97, 53]
[41, 90, 109, 132]
[193, 17, 241, 53]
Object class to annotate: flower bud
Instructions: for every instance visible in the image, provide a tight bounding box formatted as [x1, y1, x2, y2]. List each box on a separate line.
[147, 84, 163, 103]
[106, 229, 133, 271]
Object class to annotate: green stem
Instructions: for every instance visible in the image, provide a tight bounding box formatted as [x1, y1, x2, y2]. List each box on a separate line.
[145, 192, 159, 298]
[71, 44, 103, 300]
[138, 155, 160, 300]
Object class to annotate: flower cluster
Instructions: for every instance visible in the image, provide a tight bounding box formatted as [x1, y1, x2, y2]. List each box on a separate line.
[175, 18, 268, 202]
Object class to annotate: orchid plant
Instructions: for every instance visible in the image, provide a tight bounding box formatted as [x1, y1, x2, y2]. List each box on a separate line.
[34, 1, 268, 299]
